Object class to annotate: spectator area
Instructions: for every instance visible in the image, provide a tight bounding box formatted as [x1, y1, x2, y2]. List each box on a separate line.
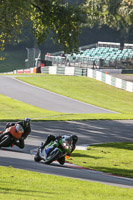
[45, 42, 133, 69]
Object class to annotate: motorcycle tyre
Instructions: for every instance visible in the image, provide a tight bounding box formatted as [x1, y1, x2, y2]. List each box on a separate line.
[34, 151, 42, 162]
[0, 135, 12, 148]
[44, 149, 61, 165]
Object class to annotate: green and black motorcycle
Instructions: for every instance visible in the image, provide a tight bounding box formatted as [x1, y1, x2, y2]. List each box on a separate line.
[34, 135, 72, 165]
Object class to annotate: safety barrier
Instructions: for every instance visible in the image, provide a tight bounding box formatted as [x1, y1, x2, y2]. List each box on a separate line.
[42, 66, 88, 77]
[13, 67, 36, 74]
[4, 67, 40, 74]
[41, 66, 133, 93]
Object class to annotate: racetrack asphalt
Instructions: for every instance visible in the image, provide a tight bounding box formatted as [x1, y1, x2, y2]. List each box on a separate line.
[1, 120, 133, 188]
[0, 75, 117, 113]
[0, 75, 133, 188]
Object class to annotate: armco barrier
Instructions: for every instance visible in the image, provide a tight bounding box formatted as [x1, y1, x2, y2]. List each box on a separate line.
[41, 66, 133, 93]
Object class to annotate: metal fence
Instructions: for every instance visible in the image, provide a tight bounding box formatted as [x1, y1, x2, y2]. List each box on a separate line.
[25, 48, 41, 68]
[45, 54, 133, 69]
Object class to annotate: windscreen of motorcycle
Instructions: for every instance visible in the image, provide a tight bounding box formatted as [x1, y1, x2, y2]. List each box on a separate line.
[62, 135, 72, 149]
[8, 124, 24, 139]
[16, 124, 24, 134]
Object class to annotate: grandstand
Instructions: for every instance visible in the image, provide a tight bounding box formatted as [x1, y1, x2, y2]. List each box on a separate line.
[45, 41, 133, 69]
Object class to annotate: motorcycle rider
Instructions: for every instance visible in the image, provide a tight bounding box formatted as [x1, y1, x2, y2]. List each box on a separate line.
[0, 118, 31, 149]
[40, 134, 78, 165]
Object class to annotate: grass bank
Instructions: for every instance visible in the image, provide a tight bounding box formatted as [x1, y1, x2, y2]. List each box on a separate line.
[1, 74, 133, 120]
[0, 94, 63, 120]
[0, 166, 133, 200]
[69, 142, 133, 178]
[0, 74, 133, 198]
[16, 74, 133, 119]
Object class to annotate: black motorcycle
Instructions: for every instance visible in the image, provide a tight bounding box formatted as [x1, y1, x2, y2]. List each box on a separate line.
[0, 124, 24, 148]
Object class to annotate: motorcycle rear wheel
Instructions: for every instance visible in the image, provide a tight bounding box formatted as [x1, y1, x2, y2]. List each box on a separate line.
[0, 135, 12, 148]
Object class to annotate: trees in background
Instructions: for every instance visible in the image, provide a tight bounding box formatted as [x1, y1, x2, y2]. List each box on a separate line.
[84, 0, 133, 29]
[0, 0, 85, 53]
[0, 1, 30, 52]
[0, 0, 133, 54]
[84, 0, 133, 47]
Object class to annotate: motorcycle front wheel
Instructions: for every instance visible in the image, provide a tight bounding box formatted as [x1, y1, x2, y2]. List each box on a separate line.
[44, 149, 61, 164]
[34, 151, 42, 162]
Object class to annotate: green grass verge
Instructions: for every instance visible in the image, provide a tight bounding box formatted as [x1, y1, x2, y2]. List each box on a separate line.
[0, 166, 133, 200]
[15, 74, 133, 120]
[69, 142, 133, 178]
[0, 74, 133, 197]
[0, 74, 133, 120]
[0, 94, 63, 120]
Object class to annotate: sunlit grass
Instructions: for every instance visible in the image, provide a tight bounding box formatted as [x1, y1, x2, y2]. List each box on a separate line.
[17, 74, 133, 118]
[69, 142, 133, 178]
[0, 94, 62, 120]
[1, 74, 133, 120]
[0, 166, 133, 200]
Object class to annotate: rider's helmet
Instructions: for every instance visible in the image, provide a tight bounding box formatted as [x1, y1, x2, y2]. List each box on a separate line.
[71, 135, 78, 145]
[24, 118, 31, 127]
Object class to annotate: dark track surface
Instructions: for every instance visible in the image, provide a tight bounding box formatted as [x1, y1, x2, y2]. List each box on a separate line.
[0, 75, 133, 188]
[1, 120, 133, 188]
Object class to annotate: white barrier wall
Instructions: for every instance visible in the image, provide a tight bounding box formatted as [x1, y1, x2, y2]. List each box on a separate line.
[105, 74, 111, 85]
[87, 69, 93, 78]
[96, 71, 102, 81]
[65, 67, 75, 75]
[87, 68, 133, 92]
[126, 81, 133, 92]
[116, 78, 122, 89]
[49, 66, 57, 74]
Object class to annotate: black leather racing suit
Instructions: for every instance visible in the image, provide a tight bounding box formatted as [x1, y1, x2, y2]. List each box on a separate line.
[3, 121, 31, 149]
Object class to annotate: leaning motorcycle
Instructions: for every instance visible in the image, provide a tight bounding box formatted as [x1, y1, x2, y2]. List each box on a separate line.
[0, 124, 24, 148]
[34, 135, 72, 165]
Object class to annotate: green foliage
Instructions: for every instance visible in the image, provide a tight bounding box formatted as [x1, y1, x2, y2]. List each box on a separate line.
[0, 0, 86, 53]
[30, 0, 86, 53]
[0, 0, 132, 54]
[84, 0, 133, 31]
[0, 0, 31, 49]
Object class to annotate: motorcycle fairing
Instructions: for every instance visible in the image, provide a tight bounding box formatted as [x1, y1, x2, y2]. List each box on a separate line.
[40, 141, 56, 159]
